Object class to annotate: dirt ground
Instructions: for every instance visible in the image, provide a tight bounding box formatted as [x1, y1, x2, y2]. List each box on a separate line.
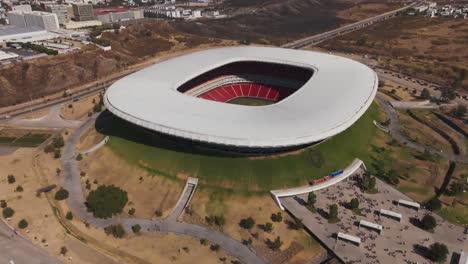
[23, 109, 50, 119]
[61, 94, 102, 121]
[336, 3, 400, 21]
[183, 191, 326, 263]
[78, 145, 184, 219]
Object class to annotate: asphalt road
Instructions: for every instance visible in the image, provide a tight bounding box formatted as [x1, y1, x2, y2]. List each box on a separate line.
[62, 115, 266, 264]
[0, 220, 60, 264]
[376, 94, 468, 164]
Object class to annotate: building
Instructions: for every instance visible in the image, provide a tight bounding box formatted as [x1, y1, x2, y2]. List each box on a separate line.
[104, 47, 378, 154]
[63, 20, 101, 29]
[72, 3, 94, 21]
[0, 25, 57, 42]
[7, 11, 59, 31]
[94, 7, 143, 23]
[45, 5, 69, 25]
[11, 4, 32, 12]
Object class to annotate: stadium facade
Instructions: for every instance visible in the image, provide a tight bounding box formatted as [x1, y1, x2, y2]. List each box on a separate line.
[104, 46, 378, 154]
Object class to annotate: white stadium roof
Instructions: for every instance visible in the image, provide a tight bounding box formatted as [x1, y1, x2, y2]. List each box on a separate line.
[105, 46, 378, 148]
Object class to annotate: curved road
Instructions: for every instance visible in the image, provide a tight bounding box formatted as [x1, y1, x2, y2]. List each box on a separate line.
[62, 115, 265, 264]
[376, 94, 468, 164]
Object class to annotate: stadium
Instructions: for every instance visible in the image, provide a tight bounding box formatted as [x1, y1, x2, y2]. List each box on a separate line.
[104, 46, 378, 154]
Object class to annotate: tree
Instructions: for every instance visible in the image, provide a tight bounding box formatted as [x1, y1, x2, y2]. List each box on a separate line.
[104, 224, 126, 238]
[239, 217, 255, 230]
[2, 207, 14, 218]
[427, 242, 448, 262]
[65, 211, 73, 220]
[132, 224, 141, 233]
[447, 178, 465, 196]
[54, 149, 61, 159]
[15, 185, 23, 192]
[420, 88, 431, 99]
[154, 210, 162, 217]
[86, 185, 128, 219]
[328, 204, 339, 222]
[385, 169, 399, 185]
[7, 175, 15, 184]
[205, 215, 225, 226]
[425, 198, 441, 211]
[60, 246, 68, 255]
[263, 222, 273, 233]
[350, 198, 359, 209]
[420, 214, 437, 231]
[128, 208, 136, 215]
[18, 219, 28, 229]
[52, 135, 64, 149]
[307, 192, 316, 207]
[199, 238, 208, 246]
[76, 153, 83, 161]
[55, 188, 69, 200]
[0, 200, 6, 208]
[271, 212, 282, 222]
[210, 244, 220, 252]
[268, 236, 283, 251]
[450, 105, 466, 119]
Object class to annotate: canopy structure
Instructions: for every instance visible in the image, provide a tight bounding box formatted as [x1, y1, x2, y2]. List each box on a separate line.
[379, 209, 402, 222]
[359, 219, 383, 234]
[337, 232, 361, 245]
[397, 199, 420, 210]
[105, 46, 378, 149]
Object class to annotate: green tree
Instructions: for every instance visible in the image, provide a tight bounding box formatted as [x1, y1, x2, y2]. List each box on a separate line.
[18, 219, 28, 229]
[104, 224, 126, 238]
[268, 236, 283, 251]
[65, 211, 73, 220]
[2, 207, 15, 218]
[425, 198, 442, 211]
[350, 198, 359, 209]
[307, 192, 316, 207]
[239, 217, 255, 230]
[420, 214, 437, 231]
[128, 208, 136, 215]
[86, 185, 128, 219]
[132, 224, 141, 233]
[450, 105, 466, 119]
[76, 153, 83, 161]
[54, 188, 69, 200]
[210, 244, 220, 251]
[447, 178, 465, 196]
[7, 175, 15, 184]
[271, 212, 282, 222]
[328, 204, 339, 222]
[52, 135, 65, 149]
[420, 88, 431, 99]
[263, 222, 273, 233]
[427, 242, 448, 262]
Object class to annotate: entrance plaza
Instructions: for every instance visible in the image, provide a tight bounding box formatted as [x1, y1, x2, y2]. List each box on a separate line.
[280, 171, 467, 264]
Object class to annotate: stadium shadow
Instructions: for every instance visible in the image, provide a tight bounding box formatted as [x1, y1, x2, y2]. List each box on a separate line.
[95, 110, 312, 158]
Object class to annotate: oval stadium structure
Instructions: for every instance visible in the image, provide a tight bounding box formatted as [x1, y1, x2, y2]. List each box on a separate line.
[104, 46, 378, 154]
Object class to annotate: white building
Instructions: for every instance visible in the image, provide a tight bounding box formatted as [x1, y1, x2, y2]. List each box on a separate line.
[7, 11, 59, 31]
[45, 4, 70, 25]
[11, 4, 32, 12]
[0, 25, 58, 42]
[96, 9, 143, 23]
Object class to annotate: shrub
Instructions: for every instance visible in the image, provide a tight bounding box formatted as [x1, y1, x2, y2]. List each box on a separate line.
[350, 198, 359, 209]
[60, 246, 68, 255]
[206, 215, 225, 226]
[328, 204, 339, 223]
[52, 135, 64, 149]
[132, 224, 141, 233]
[239, 217, 255, 230]
[307, 192, 316, 207]
[86, 185, 128, 219]
[271, 212, 283, 222]
[210, 244, 220, 252]
[18, 219, 28, 229]
[200, 238, 209, 246]
[267, 236, 283, 251]
[15, 185, 23, 192]
[420, 88, 431, 99]
[65, 211, 73, 220]
[104, 224, 126, 238]
[2, 207, 14, 218]
[263, 222, 273, 233]
[0, 200, 6, 208]
[54, 149, 61, 159]
[55, 188, 69, 200]
[44, 144, 55, 153]
[76, 154, 83, 161]
[154, 210, 162, 217]
[7, 175, 15, 184]
[128, 208, 136, 215]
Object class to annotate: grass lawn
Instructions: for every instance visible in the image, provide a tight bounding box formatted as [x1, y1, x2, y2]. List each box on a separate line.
[0, 134, 49, 147]
[227, 97, 275, 106]
[105, 102, 382, 192]
[437, 204, 468, 225]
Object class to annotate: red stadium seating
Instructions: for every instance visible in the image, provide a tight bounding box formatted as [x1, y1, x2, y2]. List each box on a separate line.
[198, 82, 282, 103]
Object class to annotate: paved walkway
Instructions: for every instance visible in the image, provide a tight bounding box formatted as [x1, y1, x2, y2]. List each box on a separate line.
[376, 94, 468, 164]
[167, 177, 198, 222]
[9, 104, 82, 129]
[62, 115, 265, 264]
[0, 220, 61, 264]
